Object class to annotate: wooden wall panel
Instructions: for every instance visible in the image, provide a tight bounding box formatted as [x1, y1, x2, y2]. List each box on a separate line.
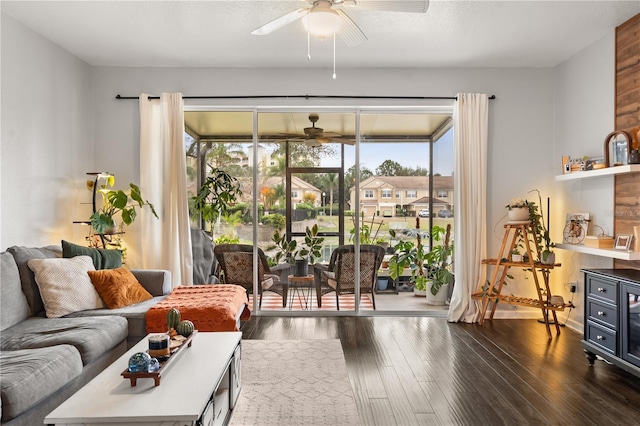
[614, 13, 640, 269]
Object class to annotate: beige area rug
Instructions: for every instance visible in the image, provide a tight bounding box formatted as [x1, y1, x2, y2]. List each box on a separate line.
[229, 339, 361, 426]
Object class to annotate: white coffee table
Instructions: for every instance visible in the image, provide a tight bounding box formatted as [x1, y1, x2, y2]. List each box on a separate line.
[45, 332, 242, 426]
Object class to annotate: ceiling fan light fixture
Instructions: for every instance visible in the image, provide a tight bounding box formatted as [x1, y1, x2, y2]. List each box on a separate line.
[302, 4, 342, 37]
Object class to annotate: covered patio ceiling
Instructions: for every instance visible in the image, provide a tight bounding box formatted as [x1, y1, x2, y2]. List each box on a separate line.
[184, 111, 453, 143]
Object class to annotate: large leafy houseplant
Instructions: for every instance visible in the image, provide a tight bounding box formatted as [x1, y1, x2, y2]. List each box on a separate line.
[192, 167, 242, 234]
[388, 228, 430, 292]
[90, 178, 158, 234]
[389, 225, 453, 296]
[270, 224, 324, 276]
[425, 225, 454, 296]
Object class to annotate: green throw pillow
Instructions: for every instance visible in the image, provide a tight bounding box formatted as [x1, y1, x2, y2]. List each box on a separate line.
[61, 240, 122, 270]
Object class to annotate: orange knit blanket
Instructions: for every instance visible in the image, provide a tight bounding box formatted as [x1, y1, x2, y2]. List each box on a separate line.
[145, 285, 251, 333]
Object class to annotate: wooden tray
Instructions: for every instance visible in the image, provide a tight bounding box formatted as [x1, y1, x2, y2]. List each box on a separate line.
[121, 330, 197, 386]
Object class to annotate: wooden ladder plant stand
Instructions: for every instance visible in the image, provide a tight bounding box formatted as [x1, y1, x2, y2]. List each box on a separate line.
[472, 222, 571, 339]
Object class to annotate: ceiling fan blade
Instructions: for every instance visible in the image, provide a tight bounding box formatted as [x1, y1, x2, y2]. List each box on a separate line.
[351, 0, 429, 13]
[329, 138, 356, 145]
[320, 132, 343, 137]
[251, 8, 309, 35]
[335, 10, 367, 47]
[278, 132, 308, 138]
[316, 136, 356, 145]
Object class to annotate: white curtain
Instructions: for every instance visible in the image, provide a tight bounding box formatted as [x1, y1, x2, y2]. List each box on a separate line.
[447, 93, 489, 323]
[139, 93, 193, 287]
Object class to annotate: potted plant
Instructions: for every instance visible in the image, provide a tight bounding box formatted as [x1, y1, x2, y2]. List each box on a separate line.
[388, 228, 430, 296]
[375, 237, 389, 251]
[511, 248, 522, 262]
[292, 224, 324, 276]
[191, 167, 242, 235]
[505, 198, 530, 222]
[527, 190, 556, 264]
[89, 179, 158, 234]
[424, 225, 454, 305]
[388, 225, 454, 303]
[270, 227, 297, 267]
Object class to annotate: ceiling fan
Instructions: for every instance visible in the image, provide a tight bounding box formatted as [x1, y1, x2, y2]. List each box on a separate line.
[251, 0, 429, 47]
[276, 113, 355, 147]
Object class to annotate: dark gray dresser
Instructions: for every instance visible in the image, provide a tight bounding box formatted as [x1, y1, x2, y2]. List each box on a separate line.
[582, 269, 640, 378]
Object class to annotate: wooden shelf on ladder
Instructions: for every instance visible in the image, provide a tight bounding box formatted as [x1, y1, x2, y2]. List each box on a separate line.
[471, 222, 572, 339]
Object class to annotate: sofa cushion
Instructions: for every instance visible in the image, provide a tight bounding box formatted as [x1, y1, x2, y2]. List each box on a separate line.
[27, 256, 105, 318]
[0, 316, 128, 365]
[0, 345, 83, 423]
[88, 268, 152, 309]
[6, 245, 62, 316]
[66, 295, 166, 347]
[0, 252, 31, 331]
[62, 240, 122, 270]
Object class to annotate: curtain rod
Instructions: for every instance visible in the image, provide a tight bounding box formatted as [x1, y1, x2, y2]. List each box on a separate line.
[115, 94, 496, 101]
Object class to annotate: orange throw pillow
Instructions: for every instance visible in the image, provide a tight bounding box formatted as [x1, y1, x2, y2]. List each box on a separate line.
[88, 268, 152, 309]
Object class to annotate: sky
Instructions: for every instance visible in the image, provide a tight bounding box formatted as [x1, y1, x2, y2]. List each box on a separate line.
[321, 128, 454, 175]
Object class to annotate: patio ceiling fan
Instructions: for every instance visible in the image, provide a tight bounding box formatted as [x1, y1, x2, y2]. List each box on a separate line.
[251, 0, 429, 47]
[276, 113, 355, 147]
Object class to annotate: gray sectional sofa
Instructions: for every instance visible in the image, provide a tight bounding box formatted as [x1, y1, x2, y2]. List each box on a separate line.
[0, 245, 172, 426]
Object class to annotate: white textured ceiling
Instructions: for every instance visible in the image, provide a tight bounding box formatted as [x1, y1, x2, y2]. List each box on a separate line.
[2, 0, 639, 69]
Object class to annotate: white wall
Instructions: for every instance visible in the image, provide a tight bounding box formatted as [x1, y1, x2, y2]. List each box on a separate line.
[91, 66, 556, 268]
[552, 31, 618, 331]
[1, 13, 94, 249]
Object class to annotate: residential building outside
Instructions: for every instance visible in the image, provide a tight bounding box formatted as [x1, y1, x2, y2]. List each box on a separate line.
[350, 175, 454, 217]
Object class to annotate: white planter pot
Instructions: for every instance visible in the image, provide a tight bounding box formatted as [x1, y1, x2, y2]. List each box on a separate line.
[511, 254, 523, 262]
[507, 207, 529, 222]
[426, 282, 449, 305]
[414, 287, 427, 297]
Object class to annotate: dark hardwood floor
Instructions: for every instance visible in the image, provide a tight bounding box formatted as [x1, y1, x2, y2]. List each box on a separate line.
[240, 317, 640, 426]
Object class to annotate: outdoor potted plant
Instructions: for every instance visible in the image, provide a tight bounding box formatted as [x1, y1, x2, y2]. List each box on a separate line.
[89, 178, 158, 234]
[424, 225, 454, 305]
[270, 228, 296, 267]
[388, 225, 453, 303]
[292, 224, 324, 277]
[388, 228, 430, 296]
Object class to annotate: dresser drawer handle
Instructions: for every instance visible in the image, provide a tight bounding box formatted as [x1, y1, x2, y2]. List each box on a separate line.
[597, 335, 605, 341]
[597, 287, 606, 292]
[597, 311, 605, 316]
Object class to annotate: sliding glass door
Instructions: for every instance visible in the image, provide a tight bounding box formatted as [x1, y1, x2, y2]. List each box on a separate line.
[184, 107, 453, 315]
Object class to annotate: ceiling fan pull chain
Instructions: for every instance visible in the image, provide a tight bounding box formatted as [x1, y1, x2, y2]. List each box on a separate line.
[307, 28, 311, 60]
[333, 33, 337, 79]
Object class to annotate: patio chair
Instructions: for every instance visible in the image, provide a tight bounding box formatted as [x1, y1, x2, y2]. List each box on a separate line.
[316, 244, 385, 310]
[213, 244, 288, 308]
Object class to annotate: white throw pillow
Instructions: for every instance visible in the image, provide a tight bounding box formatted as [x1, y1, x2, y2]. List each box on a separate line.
[27, 256, 105, 318]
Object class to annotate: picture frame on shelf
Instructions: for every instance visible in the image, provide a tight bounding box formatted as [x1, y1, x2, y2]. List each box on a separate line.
[614, 234, 633, 251]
